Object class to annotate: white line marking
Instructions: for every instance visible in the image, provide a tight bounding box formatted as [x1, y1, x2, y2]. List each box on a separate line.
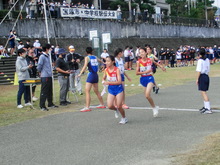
[90, 106, 220, 112]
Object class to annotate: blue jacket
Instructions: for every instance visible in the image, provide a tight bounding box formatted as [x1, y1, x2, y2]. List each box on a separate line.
[37, 53, 53, 77]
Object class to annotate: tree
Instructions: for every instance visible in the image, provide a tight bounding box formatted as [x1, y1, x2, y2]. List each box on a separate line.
[166, 0, 216, 19]
[110, 0, 155, 15]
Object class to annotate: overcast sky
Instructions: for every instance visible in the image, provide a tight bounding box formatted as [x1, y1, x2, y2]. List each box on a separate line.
[213, 0, 220, 8]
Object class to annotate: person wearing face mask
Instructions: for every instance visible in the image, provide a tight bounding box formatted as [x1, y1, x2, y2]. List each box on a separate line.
[33, 39, 42, 57]
[55, 48, 71, 106]
[16, 48, 33, 108]
[37, 44, 58, 111]
[65, 45, 84, 95]
[8, 30, 15, 55]
[26, 48, 38, 101]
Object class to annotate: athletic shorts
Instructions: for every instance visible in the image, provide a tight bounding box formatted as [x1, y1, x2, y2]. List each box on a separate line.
[121, 74, 125, 82]
[198, 74, 209, 91]
[165, 55, 170, 60]
[125, 57, 130, 62]
[140, 75, 155, 87]
[86, 72, 98, 83]
[108, 84, 124, 96]
[9, 42, 15, 48]
[160, 56, 165, 60]
[208, 54, 213, 60]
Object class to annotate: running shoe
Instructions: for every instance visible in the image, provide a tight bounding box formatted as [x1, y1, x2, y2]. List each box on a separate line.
[153, 106, 159, 117]
[17, 104, 23, 109]
[96, 105, 106, 109]
[202, 109, 212, 114]
[155, 87, 159, 94]
[153, 86, 155, 92]
[80, 107, 92, 112]
[122, 104, 129, 109]
[119, 118, 128, 124]
[199, 107, 206, 112]
[115, 109, 119, 118]
[24, 102, 32, 106]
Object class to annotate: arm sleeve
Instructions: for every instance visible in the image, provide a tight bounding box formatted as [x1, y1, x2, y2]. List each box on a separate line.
[37, 55, 43, 72]
[196, 60, 202, 72]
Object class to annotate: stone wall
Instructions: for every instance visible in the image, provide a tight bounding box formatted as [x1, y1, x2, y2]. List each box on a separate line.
[1, 19, 220, 39]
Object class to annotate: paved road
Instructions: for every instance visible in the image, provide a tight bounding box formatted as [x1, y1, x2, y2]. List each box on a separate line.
[0, 77, 220, 165]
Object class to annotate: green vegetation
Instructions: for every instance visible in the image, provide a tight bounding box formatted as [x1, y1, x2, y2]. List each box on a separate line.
[0, 10, 26, 19]
[109, 0, 155, 14]
[166, 0, 216, 19]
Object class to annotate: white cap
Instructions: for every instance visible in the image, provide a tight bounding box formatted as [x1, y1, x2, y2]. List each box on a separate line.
[69, 45, 74, 49]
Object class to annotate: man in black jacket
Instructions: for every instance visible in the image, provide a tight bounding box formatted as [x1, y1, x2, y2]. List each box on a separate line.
[56, 48, 71, 106]
[65, 45, 84, 95]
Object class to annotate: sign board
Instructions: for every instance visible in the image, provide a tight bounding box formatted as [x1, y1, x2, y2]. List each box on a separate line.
[60, 8, 118, 19]
[89, 30, 98, 41]
[155, 6, 161, 14]
[92, 37, 100, 49]
[102, 33, 111, 44]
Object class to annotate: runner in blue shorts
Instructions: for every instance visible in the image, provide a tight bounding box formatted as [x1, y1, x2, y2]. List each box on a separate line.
[136, 47, 159, 117]
[78, 47, 105, 112]
[102, 55, 128, 124]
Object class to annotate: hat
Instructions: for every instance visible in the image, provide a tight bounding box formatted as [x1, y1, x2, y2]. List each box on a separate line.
[58, 48, 67, 54]
[69, 45, 75, 51]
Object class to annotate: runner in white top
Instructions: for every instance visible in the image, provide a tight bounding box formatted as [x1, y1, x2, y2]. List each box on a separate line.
[196, 48, 212, 114]
[115, 48, 131, 109]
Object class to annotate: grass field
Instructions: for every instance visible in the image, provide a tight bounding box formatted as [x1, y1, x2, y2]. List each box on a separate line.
[0, 63, 220, 164]
[1, 64, 220, 127]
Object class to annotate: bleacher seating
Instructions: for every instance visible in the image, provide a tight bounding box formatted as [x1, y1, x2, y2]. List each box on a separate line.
[0, 57, 58, 85]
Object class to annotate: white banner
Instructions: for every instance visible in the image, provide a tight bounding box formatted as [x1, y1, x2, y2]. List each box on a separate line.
[60, 8, 118, 19]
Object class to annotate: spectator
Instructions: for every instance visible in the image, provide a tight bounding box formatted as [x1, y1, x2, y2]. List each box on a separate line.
[135, 46, 140, 60]
[49, 2, 55, 18]
[8, 30, 15, 55]
[16, 48, 32, 108]
[124, 46, 131, 70]
[55, 48, 71, 106]
[100, 49, 109, 71]
[117, 5, 122, 20]
[17, 41, 24, 49]
[24, 40, 31, 49]
[0, 44, 4, 55]
[91, 4, 95, 9]
[29, 0, 36, 19]
[129, 46, 135, 69]
[26, 48, 38, 101]
[37, 44, 58, 111]
[33, 39, 41, 57]
[54, 45, 60, 57]
[66, 45, 84, 95]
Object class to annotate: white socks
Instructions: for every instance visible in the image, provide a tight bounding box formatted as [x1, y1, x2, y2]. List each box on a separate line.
[204, 101, 211, 110]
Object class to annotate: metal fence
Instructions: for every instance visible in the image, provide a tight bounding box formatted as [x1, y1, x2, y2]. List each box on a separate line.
[0, 7, 219, 28]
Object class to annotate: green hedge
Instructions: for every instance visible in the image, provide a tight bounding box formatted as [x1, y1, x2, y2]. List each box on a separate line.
[0, 10, 27, 19]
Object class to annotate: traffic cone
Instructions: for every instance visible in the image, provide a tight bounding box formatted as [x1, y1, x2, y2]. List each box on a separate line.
[13, 72, 18, 85]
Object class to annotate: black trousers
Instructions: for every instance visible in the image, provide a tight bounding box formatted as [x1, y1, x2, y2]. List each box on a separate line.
[40, 77, 53, 108]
